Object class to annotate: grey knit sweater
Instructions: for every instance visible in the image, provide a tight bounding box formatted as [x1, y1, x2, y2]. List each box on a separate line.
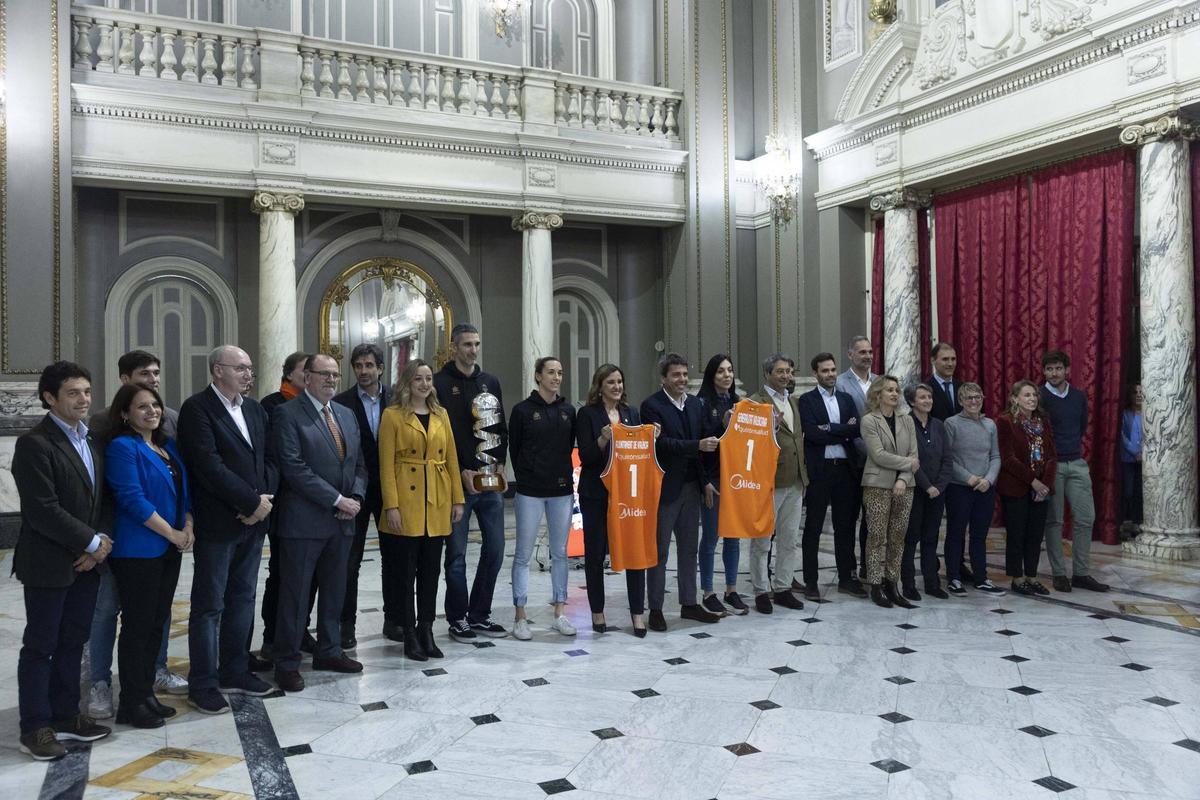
[943, 413, 1001, 486]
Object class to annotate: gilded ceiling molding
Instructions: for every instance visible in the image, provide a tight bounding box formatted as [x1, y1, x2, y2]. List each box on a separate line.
[511, 211, 564, 231]
[1118, 113, 1198, 147]
[252, 190, 306, 214]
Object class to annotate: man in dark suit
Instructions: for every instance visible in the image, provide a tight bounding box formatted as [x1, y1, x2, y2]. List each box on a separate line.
[13, 361, 113, 760]
[179, 346, 277, 715]
[333, 343, 388, 647]
[927, 342, 962, 421]
[798, 352, 866, 598]
[640, 353, 722, 630]
[271, 353, 368, 692]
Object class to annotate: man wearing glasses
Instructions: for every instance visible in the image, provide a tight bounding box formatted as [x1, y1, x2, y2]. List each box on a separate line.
[178, 346, 278, 714]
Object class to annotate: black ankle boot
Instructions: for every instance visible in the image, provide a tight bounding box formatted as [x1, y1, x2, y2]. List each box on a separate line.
[403, 627, 428, 661]
[870, 584, 893, 608]
[417, 623, 443, 659]
[886, 581, 917, 609]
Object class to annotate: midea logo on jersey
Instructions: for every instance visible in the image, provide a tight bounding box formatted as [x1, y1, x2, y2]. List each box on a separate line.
[618, 503, 647, 518]
[728, 473, 761, 490]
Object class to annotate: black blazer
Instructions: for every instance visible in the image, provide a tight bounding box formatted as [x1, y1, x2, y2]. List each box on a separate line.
[576, 403, 640, 500]
[333, 384, 388, 509]
[926, 376, 962, 421]
[11, 415, 109, 588]
[798, 388, 862, 482]
[639, 390, 709, 504]
[177, 385, 277, 541]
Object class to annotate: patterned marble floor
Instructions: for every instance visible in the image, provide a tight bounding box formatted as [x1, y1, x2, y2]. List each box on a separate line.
[2, 524, 1200, 800]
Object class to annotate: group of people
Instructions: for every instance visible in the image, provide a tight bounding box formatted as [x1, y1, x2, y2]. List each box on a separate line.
[11, 326, 1114, 762]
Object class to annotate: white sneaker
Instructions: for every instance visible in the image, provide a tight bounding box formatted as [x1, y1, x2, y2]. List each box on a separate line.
[87, 680, 113, 719]
[512, 618, 533, 641]
[550, 615, 577, 636]
[154, 668, 189, 695]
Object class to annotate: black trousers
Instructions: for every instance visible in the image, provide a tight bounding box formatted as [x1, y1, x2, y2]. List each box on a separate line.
[379, 529, 407, 624]
[802, 461, 858, 584]
[1121, 462, 1143, 524]
[110, 549, 182, 707]
[342, 499, 380, 633]
[18, 569, 100, 734]
[1002, 494, 1049, 578]
[274, 534, 352, 671]
[901, 490, 946, 590]
[259, 525, 317, 647]
[400, 534, 446, 627]
[580, 495, 647, 615]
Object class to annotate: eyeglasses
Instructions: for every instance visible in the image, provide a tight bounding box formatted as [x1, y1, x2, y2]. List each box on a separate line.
[962, 395, 984, 402]
[217, 363, 253, 374]
[308, 370, 341, 380]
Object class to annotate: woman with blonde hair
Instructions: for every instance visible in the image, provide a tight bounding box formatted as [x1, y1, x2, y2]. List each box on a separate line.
[996, 380, 1057, 595]
[859, 376, 920, 609]
[378, 359, 464, 661]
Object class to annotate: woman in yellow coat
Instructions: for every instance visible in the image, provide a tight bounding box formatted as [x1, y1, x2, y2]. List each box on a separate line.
[379, 359, 464, 661]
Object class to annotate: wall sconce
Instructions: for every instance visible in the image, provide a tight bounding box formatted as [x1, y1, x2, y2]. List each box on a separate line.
[489, 0, 528, 40]
[753, 133, 801, 228]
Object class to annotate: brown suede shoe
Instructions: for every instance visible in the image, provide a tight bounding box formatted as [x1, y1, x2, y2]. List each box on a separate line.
[274, 669, 305, 692]
[312, 654, 364, 674]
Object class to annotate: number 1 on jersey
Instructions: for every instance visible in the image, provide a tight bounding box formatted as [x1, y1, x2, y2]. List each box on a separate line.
[629, 463, 638, 498]
[745, 439, 755, 471]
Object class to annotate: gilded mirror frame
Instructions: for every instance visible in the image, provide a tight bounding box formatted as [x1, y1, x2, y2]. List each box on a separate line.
[317, 257, 453, 367]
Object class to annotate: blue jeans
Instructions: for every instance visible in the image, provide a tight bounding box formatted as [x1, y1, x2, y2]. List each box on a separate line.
[188, 531, 265, 691]
[512, 493, 574, 607]
[89, 567, 171, 684]
[699, 496, 740, 592]
[944, 484, 996, 585]
[443, 490, 506, 625]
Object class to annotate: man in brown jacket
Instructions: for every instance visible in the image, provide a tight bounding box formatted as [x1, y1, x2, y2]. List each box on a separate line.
[746, 355, 810, 613]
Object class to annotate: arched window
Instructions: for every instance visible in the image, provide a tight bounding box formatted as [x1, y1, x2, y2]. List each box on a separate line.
[532, 0, 596, 77]
[123, 276, 220, 409]
[303, 0, 461, 56]
[555, 291, 599, 404]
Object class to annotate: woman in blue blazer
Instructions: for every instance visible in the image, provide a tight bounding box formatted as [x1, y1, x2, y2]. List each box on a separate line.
[105, 384, 192, 729]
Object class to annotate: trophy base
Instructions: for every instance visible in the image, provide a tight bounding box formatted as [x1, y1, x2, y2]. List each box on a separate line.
[473, 473, 507, 493]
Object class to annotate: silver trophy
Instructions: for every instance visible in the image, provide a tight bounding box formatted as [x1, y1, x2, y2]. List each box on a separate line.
[471, 385, 507, 493]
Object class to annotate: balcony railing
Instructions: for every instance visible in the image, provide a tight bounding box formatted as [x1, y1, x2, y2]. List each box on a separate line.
[70, 6, 682, 143]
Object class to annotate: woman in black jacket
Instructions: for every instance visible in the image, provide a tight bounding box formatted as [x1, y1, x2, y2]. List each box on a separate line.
[577, 364, 649, 636]
[901, 383, 955, 600]
[509, 357, 578, 641]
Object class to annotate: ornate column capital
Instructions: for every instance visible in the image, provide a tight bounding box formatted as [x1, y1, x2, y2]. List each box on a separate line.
[252, 190, 305, 215]
[512, 211, 564, 232]
[1119, 113, 1198, 147]
[869, 188, 932, 213]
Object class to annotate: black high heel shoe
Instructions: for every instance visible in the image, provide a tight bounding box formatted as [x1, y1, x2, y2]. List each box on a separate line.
[630, 613, 647, 638]
[592, 615, 607, 634]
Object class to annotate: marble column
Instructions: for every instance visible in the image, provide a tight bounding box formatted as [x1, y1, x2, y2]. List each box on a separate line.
[252, 190, 305, 395]
[1119, 115, 1199, 561]
[513, 211, 563, 391]
[615, 0, 656, 85]
[870, 188, 930, 390]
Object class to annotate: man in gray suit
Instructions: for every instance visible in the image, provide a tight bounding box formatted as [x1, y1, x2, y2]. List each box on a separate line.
[836, 335, 876, 582]
[270, 354, 368, 692]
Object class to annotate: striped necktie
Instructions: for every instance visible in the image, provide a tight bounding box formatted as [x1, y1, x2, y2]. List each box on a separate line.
[323, 406, 346, 460]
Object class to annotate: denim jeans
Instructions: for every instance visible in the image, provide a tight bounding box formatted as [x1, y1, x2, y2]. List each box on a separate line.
[188, 530, 265, 690]
[90, 566, 170, 684]
[443, 489, 506, 625]
[699, 496, 741, 592]
[512, 493, 574, 607]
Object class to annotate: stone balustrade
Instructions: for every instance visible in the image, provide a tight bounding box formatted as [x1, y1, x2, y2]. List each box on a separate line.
[70, 6, 683, 144]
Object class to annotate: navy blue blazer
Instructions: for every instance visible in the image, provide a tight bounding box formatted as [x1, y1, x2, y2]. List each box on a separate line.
[106, 435, 190, 559]
[639, 390, 710, 504]
[798, 388, 862, 481]
[576, 403, 640, 500]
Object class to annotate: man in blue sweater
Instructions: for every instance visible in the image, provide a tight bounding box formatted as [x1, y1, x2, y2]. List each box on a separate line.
[1040, 351, 1109, 593]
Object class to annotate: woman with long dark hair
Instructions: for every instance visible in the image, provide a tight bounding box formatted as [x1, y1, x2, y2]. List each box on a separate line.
[695, 353, 746, 615]
[378, 359, 465, 661]
[105, 384, 192, 728]
[577, 364, 651, 636]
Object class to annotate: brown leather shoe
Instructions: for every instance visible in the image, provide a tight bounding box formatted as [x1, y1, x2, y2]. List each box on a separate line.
[274, 669, 305, 692]
[312, 654, 364, 673]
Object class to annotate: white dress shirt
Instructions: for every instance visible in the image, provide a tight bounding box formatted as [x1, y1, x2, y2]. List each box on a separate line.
[764, 385, 794, 431]
[819, 386, 849, 460]
[1043, 381, 1069, 399]
[210, 384, 252, 446]
[47, 412, 102, 554]
[662, 388, 687, 412]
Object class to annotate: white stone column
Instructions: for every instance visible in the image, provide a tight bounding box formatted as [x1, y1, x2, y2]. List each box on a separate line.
[870, 188, 930, 389]
[1120, 115, 1199, 561]
[252, 190, 305, 394]
[513, 211, 564, 391]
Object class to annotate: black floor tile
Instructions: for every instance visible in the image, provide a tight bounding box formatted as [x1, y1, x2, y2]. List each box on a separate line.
[724, 742, 760, 756]
[786, 639, 811, 647]
[632, 688, 660, 698]
[884, 675, 914, 685]
[769, 666, 797, 675]
[896, 623, 919, 630]
[664, 657, 689, 665]
[1001, 655, 1030, 663]
[538, 779, 576, 795]
[473, 641, 496, 649]
[1144, 696, 1179, 707]
[870, 759, 910, 774]
[1019, 725, 1057, 738]
[592, 728, 624, 740]
[470, 714, 501, 725]
[422, 668, 447, 677]
[995, 629, 1021, 636]
[281, 744, 312, 757]
[1120, 662, 1151, 671]
[891, 647, 916, 655]
[1032, 776, 1076, 792]
[750, 700, 780, 710]
[690, 632, 713, 639]
[523, 677, 550, 687]
[565, 649, 589, 657]
[1174, 739, 1200, 753]
[1009, 685, 1042, 696]
[991, 608, 1014, 615]
[1102, 635, 1130, 643]
[360, 701, 388, 712]
[878, 712, 913, 724]
[404, 760, 437, 775]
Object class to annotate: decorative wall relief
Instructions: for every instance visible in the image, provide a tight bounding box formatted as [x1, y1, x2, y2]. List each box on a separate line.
[1125, 45, 1167, 86]
[824, 0, 864, 71]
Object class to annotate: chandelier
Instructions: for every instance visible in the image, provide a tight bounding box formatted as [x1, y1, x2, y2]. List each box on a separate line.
[753, 133, 801, 227]
[489, 0, 528, 40]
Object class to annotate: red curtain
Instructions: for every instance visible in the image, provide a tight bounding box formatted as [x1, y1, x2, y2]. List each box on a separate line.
[934, 150, 1136, 544]
[871, 218, 885, 374]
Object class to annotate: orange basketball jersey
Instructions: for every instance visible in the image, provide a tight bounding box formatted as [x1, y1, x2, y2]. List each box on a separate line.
[718, 399, 780, 538]
[600, 423, 664, 571]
